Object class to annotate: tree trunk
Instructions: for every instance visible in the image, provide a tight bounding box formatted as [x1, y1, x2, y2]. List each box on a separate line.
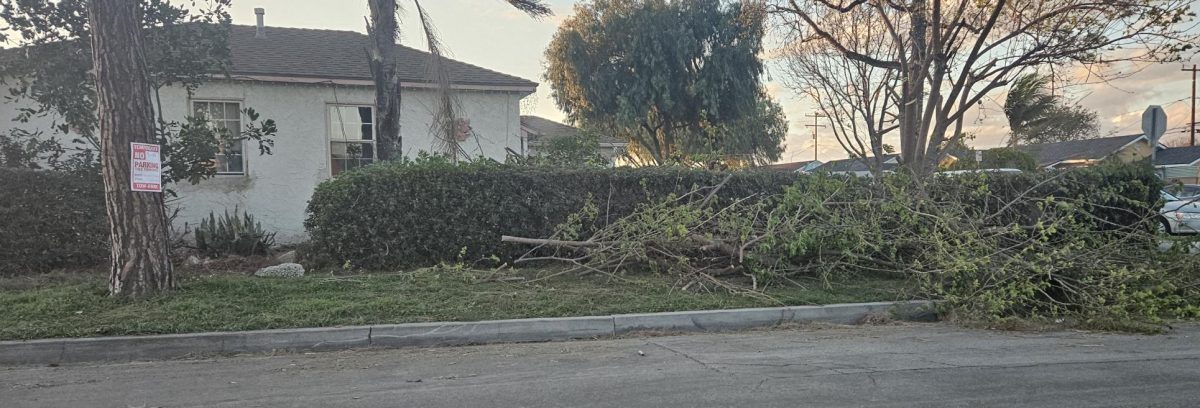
[368, 0, 402, 161]
[89, 0, 174, 296]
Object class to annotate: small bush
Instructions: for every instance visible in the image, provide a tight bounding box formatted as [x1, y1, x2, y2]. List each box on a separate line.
[195, 208, 276, 258]
[0, 168, 108, 275]
[305, 156, 799, 269]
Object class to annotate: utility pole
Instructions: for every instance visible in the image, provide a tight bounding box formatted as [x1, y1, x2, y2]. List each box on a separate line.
[1186, 64, 1199, 146]
[805, 113, 827, 162]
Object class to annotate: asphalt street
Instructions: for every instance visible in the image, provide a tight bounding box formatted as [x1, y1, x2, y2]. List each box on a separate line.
[4, 322, 1199, 407]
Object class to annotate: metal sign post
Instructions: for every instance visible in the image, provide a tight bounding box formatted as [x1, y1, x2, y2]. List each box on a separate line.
[1143, 106, 1167, 165]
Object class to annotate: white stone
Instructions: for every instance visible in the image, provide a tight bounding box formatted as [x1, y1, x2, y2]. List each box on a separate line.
[255, 262, 305, 278]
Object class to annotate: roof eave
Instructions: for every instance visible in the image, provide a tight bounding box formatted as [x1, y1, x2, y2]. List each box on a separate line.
[221, 72, 538, 93]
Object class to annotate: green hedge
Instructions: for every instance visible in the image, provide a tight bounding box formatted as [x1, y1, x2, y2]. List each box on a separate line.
[305, 159, 1162, 270]
[305, 160, 801, 269]
[0, 169, 108, 275]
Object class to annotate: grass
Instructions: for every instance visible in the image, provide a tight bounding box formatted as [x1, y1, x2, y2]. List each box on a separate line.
[0, 267, 909, 341]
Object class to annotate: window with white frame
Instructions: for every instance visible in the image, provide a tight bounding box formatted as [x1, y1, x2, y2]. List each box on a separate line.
[192, 101, 244, 174]
[329, 105, 375, 175]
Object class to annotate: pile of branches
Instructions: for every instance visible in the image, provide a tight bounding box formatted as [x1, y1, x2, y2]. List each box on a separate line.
[503, 172, 1200, 330]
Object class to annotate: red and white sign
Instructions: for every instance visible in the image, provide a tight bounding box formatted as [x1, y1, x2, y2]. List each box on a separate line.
[130, 142, 162, 192]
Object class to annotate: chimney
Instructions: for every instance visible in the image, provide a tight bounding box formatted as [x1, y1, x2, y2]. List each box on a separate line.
[255, 8, 266, 38]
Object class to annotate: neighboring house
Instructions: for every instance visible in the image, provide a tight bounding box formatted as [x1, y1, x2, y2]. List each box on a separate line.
[1155, 146, 1200, 184]
[813, 155, 900, 177]
[0, 18, 537, 243]
[519, 115, 627, 165]
[1013, 134, 1152, 169]
[761, 160, 823, 173]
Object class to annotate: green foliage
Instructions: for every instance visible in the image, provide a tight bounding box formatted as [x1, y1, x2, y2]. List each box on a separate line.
[1004, 74, 1101, 146]
[519, 161, 1197, 330]
[545, 0, 783, 165]
[0, 0, 280, 186]
[946, 147, 1039, 172]
[161, 108, 278, 186]
[304, 155, 800, 269]
[194, 208, 276, 258]
[0, 0, 233, 141]
[981, 148, 1039, 172]
[519, 132, 610, 167]
[0, 168, 107, 275]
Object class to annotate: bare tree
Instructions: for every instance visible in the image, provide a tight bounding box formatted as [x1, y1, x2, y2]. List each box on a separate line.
[780, 6, 899, 174]
[771, 0, 1198, 174]
[88, 0, 174, 296]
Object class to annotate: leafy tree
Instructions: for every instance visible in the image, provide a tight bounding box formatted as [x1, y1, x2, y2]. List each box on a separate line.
[545, 0, 784, 166]
[772, 0, 1197, 174]
[0, 0, 276, 185]
[1004, 74, 1100, 146]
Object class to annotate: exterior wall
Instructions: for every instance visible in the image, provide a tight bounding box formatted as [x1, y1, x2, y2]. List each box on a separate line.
[1, 78, 529, 243]
[1159, 165, 1200, 184]
[1112, 140, 1153, 163]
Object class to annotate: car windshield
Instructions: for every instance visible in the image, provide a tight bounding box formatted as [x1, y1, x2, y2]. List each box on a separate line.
[1163, 191, 1180, 201]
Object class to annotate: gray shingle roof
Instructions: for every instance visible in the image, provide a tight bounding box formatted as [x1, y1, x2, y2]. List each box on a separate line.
[1015, 134, 1145, 167]
[520, 116, 624, 144]
[1157, 146, 1200, 166]
[227, 25, 536, 88]
[0, 25, 538, 89]
[815, 155, 899, 173]
[762, 160, 821, 172]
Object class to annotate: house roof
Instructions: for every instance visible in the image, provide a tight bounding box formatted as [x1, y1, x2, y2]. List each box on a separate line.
[520, 116, 625, 145]
[1014, 134, 1146, 167]
[815, 155, 899, 173]
[762, 160, 822, 172]
[1, 25, 538, 90]
[226, 25, 536, 89]
[1156, 146, 1200, 166]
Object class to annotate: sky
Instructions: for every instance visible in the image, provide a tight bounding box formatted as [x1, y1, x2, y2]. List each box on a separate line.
[119, 1, 1200, 162]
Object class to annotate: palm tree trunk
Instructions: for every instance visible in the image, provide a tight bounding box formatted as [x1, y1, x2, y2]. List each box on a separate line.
[368, 0, 402, 160]
[89, 0, 174, 296]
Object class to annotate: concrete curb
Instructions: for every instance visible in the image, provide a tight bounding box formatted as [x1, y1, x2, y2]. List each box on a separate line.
[0, 300, 934, 366]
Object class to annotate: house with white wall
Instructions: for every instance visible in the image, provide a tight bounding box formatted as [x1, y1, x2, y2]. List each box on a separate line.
[0, 17, 537, 243]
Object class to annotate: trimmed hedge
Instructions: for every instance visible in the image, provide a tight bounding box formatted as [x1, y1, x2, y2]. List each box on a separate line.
[305, 160, 1162, 270]
[305, 160, 801, 269]
[0, 169, 108, 275]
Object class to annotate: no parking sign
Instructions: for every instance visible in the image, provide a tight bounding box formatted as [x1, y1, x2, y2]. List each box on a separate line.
[130, 142, 162, 192]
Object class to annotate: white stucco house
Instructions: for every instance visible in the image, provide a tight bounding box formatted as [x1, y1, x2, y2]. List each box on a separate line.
[0, 19, 537, 243]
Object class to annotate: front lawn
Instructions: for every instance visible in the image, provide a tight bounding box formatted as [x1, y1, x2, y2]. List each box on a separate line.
[0, 267, 908, 340]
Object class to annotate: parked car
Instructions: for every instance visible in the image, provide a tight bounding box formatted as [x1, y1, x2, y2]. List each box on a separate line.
[1160, 191, 1200, 235]
[1165, 184, 1200, 200]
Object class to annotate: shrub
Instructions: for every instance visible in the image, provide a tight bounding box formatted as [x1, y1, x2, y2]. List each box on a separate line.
[0, 168, 108, 275]
[195, 208, 276, 258]
[305, 156, 800, 269]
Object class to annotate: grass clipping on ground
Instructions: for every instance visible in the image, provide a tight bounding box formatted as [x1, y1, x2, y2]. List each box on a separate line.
[0, 268, 905, 341]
